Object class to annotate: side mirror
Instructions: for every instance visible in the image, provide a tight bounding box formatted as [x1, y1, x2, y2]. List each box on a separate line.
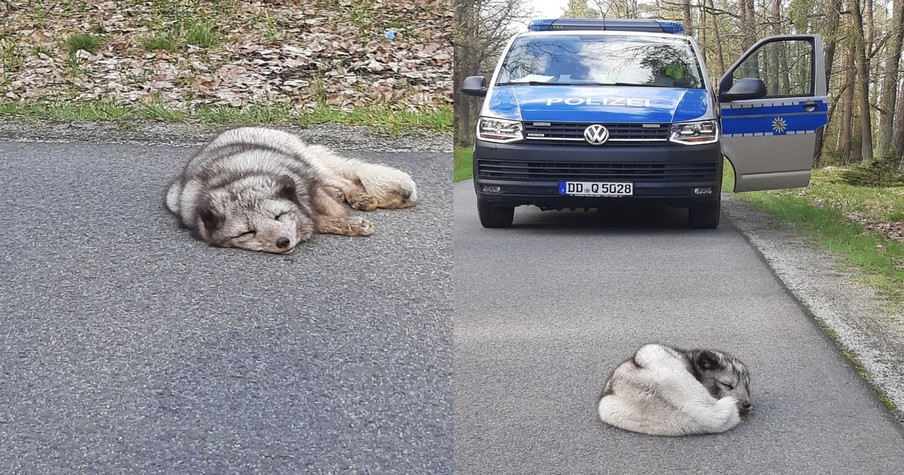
[719, 77, 767, 102]
[461, 76, 488, 97]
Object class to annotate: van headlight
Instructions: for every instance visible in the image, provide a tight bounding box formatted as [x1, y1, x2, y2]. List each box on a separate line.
[477, 117, 523, 143]
[669, 120, 719, 145]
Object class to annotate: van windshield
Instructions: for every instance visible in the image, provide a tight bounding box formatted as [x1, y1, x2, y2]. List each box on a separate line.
[495, 35, 704, 89]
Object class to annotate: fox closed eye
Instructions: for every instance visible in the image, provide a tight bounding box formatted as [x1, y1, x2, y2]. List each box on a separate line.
[719, 382, 735, 390]
[234, 230, 255, 239]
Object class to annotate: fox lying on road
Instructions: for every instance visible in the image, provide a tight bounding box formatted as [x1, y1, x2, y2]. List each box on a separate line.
[598, 343, 752, 436]
[165, 127, 417, 253]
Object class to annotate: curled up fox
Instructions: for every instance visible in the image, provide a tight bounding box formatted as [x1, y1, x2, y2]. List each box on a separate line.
[598, 343, 752, 436]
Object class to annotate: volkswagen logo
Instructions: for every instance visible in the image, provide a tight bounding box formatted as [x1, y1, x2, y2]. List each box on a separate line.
[583, 124, 610, 145]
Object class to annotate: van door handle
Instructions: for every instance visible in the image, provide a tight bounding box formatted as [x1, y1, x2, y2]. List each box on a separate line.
[802, 101, 818, 112]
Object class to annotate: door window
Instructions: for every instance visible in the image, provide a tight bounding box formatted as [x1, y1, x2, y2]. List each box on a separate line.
[731, 39, 813, 97]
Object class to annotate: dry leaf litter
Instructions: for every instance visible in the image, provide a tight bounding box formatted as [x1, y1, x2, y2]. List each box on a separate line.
[0, 0, 452, 112]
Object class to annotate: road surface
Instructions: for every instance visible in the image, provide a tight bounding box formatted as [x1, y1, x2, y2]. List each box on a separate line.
[453, 181, 904, 474]
[0, 140, 452, 474]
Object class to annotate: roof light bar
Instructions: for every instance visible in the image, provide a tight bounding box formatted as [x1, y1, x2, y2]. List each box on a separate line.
[527, 18, 685, 34]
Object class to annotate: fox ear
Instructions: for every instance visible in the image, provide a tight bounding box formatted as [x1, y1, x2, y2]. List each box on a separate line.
[696, 350, 722, 370]
[276, 175, 299, 203]
[196, 195, 224, 232]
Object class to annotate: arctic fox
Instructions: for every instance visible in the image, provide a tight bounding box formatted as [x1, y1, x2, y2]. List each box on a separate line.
[598, 344, 752, 436]
[166, 127, 417, 253]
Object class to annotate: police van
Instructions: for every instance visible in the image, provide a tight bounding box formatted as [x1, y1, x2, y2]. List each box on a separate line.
[461, 18, 828, 228]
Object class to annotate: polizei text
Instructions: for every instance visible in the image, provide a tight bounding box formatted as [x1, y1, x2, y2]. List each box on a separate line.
[545, 97, 652, 107]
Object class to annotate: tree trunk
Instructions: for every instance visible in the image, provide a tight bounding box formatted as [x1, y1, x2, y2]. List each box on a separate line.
[824, 0, 843, 81]
[850, 0, 874, 163]
[838, 44, 856, 164]
[706, 0, 725, 77]
[879, 0, 904, 158]
[682, 0, 693, 37]
[453, 0, 471, 147]
[741, 0, 756, 51]
[769, 0, 781, 89]
[815, 0, 844, 166]
[738, 0, 757, 77]
[893, 76, 904, 169]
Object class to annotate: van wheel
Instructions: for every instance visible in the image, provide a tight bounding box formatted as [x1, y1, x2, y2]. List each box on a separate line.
[688, 200, 721, 229]
[478, 199, 514, 228]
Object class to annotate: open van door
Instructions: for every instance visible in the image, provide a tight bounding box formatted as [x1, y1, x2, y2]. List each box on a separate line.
[719, 35, 828, 192]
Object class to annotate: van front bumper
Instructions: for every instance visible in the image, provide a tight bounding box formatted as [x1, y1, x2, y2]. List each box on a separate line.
[473, 140, 723, 209]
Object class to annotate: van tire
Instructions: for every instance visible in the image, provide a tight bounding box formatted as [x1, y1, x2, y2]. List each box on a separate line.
[688, 200, 720, 229]
[478, 200, 514, 228]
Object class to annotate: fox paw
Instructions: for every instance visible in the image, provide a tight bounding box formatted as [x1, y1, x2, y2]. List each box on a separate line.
[349, 216, 374, 236]
[348, 193, 379, 212]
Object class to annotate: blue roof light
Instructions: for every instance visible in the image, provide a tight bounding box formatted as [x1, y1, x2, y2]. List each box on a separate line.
[527, 18, 685, 34]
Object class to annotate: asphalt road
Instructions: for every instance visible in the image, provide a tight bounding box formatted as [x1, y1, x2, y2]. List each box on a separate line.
[0, 140, 452, 474]
[453, 181, 904, 474]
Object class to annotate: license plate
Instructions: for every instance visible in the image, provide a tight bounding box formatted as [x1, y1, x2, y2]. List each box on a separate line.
[559, 181, 633, 197]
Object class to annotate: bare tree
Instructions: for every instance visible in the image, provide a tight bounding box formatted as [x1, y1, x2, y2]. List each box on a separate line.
[453, 0, 534, 147]
[589, 0, 640, 18]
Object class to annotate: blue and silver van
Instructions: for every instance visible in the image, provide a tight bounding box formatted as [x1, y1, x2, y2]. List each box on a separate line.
[461, 18, 828, 228]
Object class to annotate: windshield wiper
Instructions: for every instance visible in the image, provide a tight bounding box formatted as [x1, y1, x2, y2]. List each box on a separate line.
[497, 81, 679, 87]
[496, 81, 559, 86]
[568, 82, 663, 87]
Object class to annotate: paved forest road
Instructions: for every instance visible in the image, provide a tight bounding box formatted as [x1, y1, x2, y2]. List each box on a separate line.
[453, 181, 904, 474]
[0, 141, 452, 474]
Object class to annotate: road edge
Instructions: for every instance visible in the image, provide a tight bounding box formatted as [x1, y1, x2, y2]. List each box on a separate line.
[0, 120, 452, 152]
[723, 193, 904, 425]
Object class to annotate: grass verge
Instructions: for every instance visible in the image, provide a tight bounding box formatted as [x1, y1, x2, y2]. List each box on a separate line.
[729, 165, 904, 308]
[454, 146, 473, 182]
[0, 101, 452, 136]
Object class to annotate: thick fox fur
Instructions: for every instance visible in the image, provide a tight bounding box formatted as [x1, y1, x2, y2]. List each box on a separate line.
[598, 344, 752, 436]
[165, 127, 417, 253]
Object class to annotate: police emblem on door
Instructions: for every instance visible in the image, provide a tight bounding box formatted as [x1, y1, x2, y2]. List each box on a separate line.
[584, 124, 610, 145]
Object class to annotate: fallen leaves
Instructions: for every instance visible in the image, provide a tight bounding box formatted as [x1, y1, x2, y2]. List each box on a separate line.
[845, 211, 904, 244]
[0, 0, 452, 112]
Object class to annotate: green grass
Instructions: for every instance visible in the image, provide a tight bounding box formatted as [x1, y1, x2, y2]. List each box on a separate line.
[454, 146, 473, 182]
[0, 37, 24, 73]
[183, 20, 222, 48]
[803, 166, 904, 222]
[733, 165, 904, 307]
[0, 101, 452, 136]
[136, 18, 223, 53]
[33, 45, 52, 57]
[139, 33, 180, 52]
[65, 33, 102, 55]
[349, 0, 377, 35]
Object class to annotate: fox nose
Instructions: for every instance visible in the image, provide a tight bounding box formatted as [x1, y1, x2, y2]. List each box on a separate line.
[741, 401, 753, 412]
[276, 237, 290, 248]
